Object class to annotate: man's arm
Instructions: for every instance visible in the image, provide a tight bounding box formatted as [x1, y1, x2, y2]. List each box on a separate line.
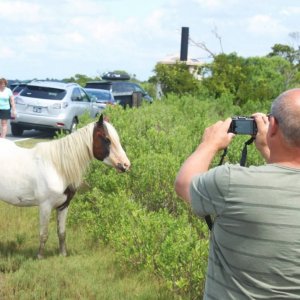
[174, 118, 235, 203]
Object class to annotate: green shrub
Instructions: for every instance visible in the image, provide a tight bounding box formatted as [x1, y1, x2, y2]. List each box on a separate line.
[70, 94, 270, 299]
[71, 188, 209, 299]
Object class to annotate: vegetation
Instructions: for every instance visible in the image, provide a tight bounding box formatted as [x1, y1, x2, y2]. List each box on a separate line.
[152, 43, 300, 105]
[0, 203, 174, 300]
[67, 94, 268, 299]
[151, 62, 201, 96]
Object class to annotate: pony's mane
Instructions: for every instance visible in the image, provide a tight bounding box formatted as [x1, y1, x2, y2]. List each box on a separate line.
[34, 123, 96, 190]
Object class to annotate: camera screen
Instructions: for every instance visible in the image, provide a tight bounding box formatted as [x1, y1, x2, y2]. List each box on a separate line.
[234, 120, 255, 135]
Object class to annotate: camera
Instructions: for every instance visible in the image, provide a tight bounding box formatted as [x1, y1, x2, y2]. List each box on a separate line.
[229, 116, 257, 135]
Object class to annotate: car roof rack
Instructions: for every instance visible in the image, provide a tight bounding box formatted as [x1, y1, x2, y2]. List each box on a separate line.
[102, 72, 130, 81]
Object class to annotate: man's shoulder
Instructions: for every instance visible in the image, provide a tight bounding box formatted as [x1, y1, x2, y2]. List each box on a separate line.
[225, 163, 275, 173]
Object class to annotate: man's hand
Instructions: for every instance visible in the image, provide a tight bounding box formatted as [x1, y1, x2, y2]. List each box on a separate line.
[200, 118, 235, 152]
[175, 118, 235, 203]
[252, 113, 270, 161]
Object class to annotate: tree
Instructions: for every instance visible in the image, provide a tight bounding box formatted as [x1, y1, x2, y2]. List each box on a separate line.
[64, 74, 100, 87]
[267, 43, 300, 65]
[152, 62, 200, 96]
[267, 43, 300, 87]
[199, 53, 245, 99]
[200, 53, 294, 105]
[237, 56, 291, 103]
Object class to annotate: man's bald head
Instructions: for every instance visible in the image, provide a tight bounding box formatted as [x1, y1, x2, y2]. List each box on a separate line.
[271, 88, 300, 147]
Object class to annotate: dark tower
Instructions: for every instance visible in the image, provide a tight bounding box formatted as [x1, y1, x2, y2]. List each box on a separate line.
[180, 27, 189, 61]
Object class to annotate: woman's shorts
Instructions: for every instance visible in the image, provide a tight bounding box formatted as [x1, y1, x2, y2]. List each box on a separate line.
[0, 109, 11, 120]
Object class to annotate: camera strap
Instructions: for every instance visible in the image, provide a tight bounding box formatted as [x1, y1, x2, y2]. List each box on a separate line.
[240, 136, 255, 167]
[204, 136, 255, 231]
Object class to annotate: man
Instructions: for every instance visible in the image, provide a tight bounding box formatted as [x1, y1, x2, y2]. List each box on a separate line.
[175, 88, 300, 299]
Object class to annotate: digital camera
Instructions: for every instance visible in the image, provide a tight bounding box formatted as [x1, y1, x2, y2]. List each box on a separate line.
[229, 116, 257, 135]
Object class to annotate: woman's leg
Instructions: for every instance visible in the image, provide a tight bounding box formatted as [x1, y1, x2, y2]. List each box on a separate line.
[1, 119, 8, 138]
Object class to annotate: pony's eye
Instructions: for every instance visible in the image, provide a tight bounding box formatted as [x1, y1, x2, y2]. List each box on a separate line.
[105, 137, 111, 144]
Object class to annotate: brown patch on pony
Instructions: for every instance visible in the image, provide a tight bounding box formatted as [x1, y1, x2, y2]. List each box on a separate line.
[57, 187, 76, 211]
[92, 115, 111, 160]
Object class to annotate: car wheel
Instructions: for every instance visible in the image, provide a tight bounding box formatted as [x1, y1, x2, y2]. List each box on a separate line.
[69, 118, 78, 134]
[11, 124, 24, 136]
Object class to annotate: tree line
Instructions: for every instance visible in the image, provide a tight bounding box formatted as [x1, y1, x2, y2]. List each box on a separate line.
[151, 43, 300, 105]
[61, 43, 300, 106]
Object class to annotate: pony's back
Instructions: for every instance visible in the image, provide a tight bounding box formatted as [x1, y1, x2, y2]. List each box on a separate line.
[0, 138, 32, 158]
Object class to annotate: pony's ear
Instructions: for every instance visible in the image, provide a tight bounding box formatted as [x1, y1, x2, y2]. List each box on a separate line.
[97, 114, 104, 126]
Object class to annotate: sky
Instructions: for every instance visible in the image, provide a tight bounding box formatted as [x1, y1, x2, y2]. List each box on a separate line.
[1, 0, 300, 81]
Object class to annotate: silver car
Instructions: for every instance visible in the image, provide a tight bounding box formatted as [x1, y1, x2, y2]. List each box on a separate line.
[11, 80, 100, 136]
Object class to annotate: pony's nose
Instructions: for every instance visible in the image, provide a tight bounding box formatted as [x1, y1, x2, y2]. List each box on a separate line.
[117, 162, 130, 172]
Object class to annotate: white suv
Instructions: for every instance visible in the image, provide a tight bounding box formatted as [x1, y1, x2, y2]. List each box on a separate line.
[11, 80, 100, 136]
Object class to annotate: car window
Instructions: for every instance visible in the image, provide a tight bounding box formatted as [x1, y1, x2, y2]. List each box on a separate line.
[20, 86, 66, 100]
[112, 82, 146, 94]
[80, 89, 90, 102]
[112, 82, 134, 93]
[71, 88, 82, 101]
[13, 85, 26, 93]
[133, 83, 144, 93]
[88, 90, 111, 101]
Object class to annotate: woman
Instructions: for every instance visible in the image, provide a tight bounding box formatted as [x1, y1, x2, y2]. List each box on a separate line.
[0, 78, 16, 138]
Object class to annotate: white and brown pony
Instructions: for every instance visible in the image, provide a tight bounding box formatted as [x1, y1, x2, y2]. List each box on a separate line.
[0, 115, 130, 258]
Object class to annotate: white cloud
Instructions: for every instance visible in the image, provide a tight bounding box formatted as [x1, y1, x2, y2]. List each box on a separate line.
[0, 46, 16, 58]
[192, 0, 238, 9]
[280, 6, 300, 16]
[145, 9, 165, 28]
[63, 32, 86, 44]
[247, 14, 287, 36]
[0, 1, 42, 22]
[63, 0, 106, 16]
[15, 33, 48, 54]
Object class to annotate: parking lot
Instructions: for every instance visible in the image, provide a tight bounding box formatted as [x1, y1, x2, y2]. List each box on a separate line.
[6, 120, 52, 142]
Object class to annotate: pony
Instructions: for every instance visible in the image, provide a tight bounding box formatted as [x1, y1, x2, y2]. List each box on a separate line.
[0, 115, 130, 258]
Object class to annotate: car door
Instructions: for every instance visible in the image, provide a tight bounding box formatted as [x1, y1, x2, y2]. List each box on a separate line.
[79, 88, 99, 117]
[70, 87, 87, 117]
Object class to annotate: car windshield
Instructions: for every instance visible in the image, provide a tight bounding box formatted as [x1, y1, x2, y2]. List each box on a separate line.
[88, 90, 112, 101]
[112, 82, 146, 94]
[20, 85, 67, 100]
[112, 82, 134, 93]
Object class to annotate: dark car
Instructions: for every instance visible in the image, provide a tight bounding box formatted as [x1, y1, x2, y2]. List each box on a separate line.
[84, 88, 116, 111]
[85, 80, 153, 108]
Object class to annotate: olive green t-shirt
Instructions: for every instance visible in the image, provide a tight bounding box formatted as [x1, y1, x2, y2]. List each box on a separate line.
[190, 163, 300, 299]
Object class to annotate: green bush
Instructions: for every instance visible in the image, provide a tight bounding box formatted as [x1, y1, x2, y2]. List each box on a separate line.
[69, 95, 270, 299]
[71, 188, 209, 298]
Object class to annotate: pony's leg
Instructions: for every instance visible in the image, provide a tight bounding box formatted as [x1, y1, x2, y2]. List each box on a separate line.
[56, 207, 69, 256]
[38, 205, 52, 259]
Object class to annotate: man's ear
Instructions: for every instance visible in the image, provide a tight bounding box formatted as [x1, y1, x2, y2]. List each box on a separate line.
[269, 116, 278, 137]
